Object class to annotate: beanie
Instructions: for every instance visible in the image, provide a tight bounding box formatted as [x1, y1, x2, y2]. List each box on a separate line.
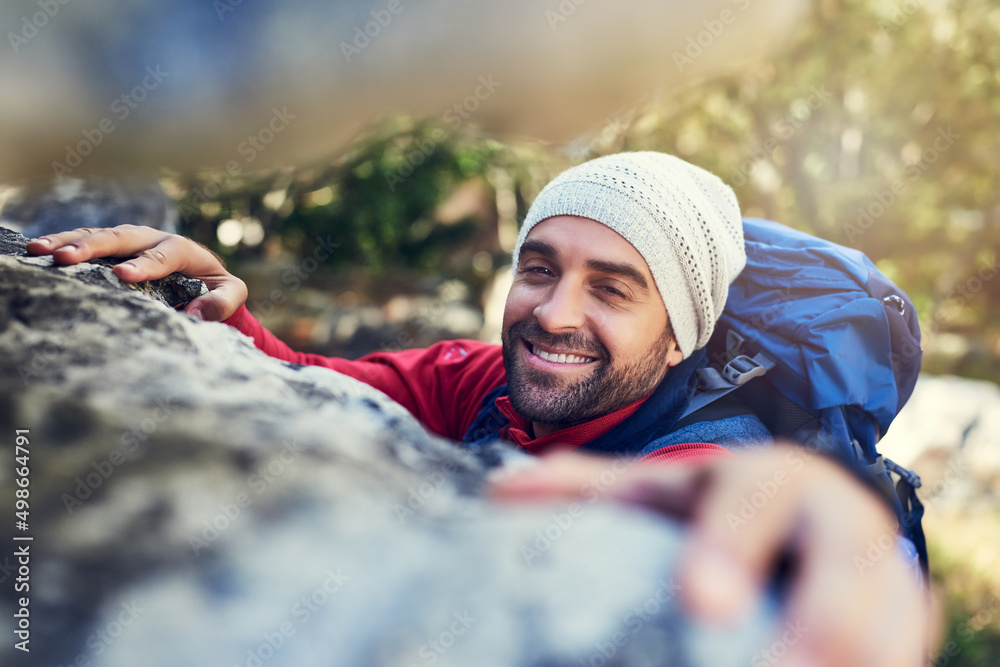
[513, 152, 745, 359]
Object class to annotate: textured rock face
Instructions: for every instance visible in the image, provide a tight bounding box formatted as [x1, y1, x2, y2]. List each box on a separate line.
[0, 226, 775, 666]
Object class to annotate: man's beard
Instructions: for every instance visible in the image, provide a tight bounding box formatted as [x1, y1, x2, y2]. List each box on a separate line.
[501, 319, 673, 430]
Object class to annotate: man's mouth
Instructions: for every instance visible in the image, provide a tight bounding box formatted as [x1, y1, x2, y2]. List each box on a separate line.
[525, 340, 597, 365]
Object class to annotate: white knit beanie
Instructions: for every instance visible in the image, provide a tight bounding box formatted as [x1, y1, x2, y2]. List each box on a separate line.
[513, 152, 746, 359]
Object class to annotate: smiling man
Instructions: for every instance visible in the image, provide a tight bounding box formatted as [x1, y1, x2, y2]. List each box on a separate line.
[494, 153, 761, 455]
[26, 152, 935, 666]
[464, 153, 771, 461]
[503, 215, 682, 435]
[190, 153, 767, 462]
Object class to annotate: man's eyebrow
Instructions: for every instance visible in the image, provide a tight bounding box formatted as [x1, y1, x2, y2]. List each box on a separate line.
[519, 239, 650, 292]
[586, 259, 650, 292]
[518, 239, 557, 260]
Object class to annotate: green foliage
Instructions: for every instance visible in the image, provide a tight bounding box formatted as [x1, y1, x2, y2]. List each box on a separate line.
[279, 124, 480, 275]
[927, 535, 1000, 667]
[177, 122, 503, 272]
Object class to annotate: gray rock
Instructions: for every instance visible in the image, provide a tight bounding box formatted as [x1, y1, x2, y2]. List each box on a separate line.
[0, 176, 177, 238]
[0, 226, 777, 666]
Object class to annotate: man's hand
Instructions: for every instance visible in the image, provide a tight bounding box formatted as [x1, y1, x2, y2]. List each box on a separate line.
[26, 225, 248, 322]
[490, 446, 939, 667]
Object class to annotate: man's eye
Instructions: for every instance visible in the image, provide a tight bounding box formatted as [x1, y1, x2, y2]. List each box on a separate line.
[522, 266, 553, 277]
[598, 285, 628, 300]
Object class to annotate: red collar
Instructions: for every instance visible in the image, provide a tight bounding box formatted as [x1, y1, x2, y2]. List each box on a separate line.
[494, 394, 649, 455]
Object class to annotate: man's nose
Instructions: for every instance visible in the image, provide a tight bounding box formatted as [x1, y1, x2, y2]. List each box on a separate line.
[533, 281, 586, 332]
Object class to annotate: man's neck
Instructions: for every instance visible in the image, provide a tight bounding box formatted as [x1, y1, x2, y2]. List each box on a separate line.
[531, 421, 556, 439]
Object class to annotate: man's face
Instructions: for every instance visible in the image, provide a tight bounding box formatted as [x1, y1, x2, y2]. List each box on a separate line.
[501, 215, 683, 433]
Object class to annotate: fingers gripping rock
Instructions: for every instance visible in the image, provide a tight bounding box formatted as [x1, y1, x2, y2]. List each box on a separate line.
[2, 225, 207, 309]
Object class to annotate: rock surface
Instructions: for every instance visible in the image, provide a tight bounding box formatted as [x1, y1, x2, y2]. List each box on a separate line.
[0, 225, 777, 666]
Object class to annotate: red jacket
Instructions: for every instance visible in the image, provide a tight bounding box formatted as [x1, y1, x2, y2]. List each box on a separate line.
[223, 305, 731, 464]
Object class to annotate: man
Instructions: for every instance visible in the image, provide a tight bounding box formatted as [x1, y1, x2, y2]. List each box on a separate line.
[186, 153, 769, 463]
[28, 152, 935, 665]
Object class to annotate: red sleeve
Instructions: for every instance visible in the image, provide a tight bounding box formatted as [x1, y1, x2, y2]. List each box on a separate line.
[638, 442, 736, 466]
[223, 305, 506, 441]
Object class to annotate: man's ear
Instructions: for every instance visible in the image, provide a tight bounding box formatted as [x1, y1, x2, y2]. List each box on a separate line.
[665, 338, 684, 368]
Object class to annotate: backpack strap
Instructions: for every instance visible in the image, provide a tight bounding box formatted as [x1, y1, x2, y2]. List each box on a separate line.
[894, 475, 928, 577]
[679, 331, 775, 422]
[672, 391, 760, 433]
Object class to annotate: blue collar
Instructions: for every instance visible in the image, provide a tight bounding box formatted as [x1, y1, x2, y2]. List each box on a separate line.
[577, 347, 706, 455]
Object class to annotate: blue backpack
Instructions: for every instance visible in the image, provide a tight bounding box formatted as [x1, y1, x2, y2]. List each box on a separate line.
[683, 217, 927, 575]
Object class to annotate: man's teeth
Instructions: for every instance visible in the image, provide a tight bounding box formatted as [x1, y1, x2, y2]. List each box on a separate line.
[532, 346, 593, 364]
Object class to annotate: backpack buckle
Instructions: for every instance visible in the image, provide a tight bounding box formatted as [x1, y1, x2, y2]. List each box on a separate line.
[725, 329, 747, 359]
[885, 457, 922, 489]
[721, 353, 773, 386]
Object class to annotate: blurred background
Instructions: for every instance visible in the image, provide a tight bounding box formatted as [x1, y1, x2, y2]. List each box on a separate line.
[147, 0, 1000, 380]
[3, 0, 999, 662]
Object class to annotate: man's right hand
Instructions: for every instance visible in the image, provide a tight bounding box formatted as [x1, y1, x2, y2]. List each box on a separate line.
[490, 448, 939, 667]
[26, 225, 248, 322]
